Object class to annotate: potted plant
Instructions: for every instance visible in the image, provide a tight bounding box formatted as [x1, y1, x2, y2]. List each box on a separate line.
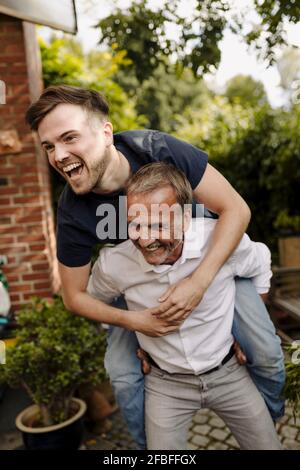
[274, 210, 300, 267]
[0, 296, 107, 449]
[284, 341, 300, 417]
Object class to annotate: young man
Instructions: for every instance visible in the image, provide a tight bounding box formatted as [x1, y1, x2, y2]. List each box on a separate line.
[88, 162, 282, 450]
[26, 85, 284, 449]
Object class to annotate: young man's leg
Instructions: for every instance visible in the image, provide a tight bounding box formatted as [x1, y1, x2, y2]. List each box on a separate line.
[232, 277, 285, 421]
[205, 356, 282, 449]
[104, 298, 146, 449]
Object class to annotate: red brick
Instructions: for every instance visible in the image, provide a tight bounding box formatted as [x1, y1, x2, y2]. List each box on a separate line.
[0, 187, 20, 195]
[34, 282, 51, 290]
[13, 196, 40, 205]
[23, 272, 49, 281]
[6, 274, 20, 283]
[17, 234, 44, 243]
[11, 175, 39, 185]
[0, 167, 16, 176]
[15, 214, 42, 224]
[10, 294, 20, 302]
[0, 217, 11, 224]
[0, 198, 11, 205]
[21, 253, 47, 263]
[32, 263, 50, 272]
[0, 236, 14, 244]
[9, 283, 32, 292]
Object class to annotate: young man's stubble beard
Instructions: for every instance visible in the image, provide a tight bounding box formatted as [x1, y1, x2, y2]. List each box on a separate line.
[70, 151, 110, 195]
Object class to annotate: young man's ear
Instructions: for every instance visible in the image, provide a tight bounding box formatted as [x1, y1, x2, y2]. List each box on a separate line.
[103, 121, 114, 146]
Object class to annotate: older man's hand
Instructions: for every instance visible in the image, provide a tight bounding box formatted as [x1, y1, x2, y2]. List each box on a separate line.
[151, 276, 204, 321]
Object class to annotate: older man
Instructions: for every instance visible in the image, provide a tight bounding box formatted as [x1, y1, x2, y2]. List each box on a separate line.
[88, 163, 282, 450]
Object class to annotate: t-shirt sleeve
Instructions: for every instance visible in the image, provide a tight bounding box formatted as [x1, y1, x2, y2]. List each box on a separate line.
[163, 134, 208, 189]
[56, 207, 94, 267]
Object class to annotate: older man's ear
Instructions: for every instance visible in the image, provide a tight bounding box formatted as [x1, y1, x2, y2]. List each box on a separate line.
[183, 208, 192, 233]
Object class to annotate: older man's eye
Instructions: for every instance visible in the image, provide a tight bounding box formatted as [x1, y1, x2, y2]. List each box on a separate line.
[65, 135, 76, 142]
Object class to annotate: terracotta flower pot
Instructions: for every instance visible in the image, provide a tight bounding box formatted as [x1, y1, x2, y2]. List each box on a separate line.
[15, 398, 87, 450]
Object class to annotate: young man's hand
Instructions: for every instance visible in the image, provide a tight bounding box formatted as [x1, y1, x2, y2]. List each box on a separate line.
[128, 309, 183, 337]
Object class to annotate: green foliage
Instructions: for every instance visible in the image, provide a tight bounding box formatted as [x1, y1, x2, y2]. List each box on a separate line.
[224, 75, 268, 108]
[40, 36, 146, 132]
[95, 0, 300, 82]
[284, 342, 300, 416]
[134, 63, 211, 132]
[174, 91, 300, 250]
[0, 296, 107, 426]
[96, 0, 178, 82]
[274, 210, 300, 234]
[248, 1, 300, 65]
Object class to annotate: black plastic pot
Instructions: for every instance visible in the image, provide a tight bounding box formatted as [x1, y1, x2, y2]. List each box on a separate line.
[15, 398, 86, 450]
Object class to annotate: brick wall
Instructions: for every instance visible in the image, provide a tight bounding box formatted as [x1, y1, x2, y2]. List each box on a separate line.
[0, 14, 60, 310]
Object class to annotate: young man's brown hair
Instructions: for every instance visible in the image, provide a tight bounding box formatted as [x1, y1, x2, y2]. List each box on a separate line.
[26, 85, 109, 131]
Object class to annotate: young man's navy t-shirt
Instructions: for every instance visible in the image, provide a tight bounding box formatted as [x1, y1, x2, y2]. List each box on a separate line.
[56, 130, 208, 267]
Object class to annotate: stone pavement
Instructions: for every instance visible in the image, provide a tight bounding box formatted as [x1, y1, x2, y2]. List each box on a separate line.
[83, 403, 300, 451]
[1, 402, 300, 451]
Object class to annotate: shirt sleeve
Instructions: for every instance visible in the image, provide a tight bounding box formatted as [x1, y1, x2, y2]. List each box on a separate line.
[228, 234, 272, 294]
[87, 249, 122, 304]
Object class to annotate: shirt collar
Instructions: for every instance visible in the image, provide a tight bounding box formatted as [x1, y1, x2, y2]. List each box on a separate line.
[137, 218, 204, 273]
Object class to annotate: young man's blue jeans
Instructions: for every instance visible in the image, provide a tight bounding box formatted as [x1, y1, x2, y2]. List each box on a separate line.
[105, 278, 285, 449]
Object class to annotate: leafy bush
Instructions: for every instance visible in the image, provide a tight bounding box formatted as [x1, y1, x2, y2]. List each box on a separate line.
[284, 342, 300, 416]
[0, 296, 107, 426]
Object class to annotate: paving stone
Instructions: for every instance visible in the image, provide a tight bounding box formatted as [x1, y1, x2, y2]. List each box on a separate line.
[193, 424, 211, 436]
[280, 425, 298, 439]
[0, 431, 22, 450]
[207, 442, 229, 450]
[209, 428, 230, 442]
[208, 416, 226, 429]
[192, 412, 209, 425]
[225, 435, 239, 449]
[187, 442, 199, 450]
[191, 434, 210, 448]
[288, 416, 300, 427]
[282, 439, 300, 450]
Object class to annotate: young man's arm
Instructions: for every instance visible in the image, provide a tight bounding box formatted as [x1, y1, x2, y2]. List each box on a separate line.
[228, 235, 272, 293]
[154, 163, 251, 320]
[59, 261, 182, 337]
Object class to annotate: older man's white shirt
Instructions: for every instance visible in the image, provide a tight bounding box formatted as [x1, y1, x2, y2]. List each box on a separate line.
[88, 218, 272, 374]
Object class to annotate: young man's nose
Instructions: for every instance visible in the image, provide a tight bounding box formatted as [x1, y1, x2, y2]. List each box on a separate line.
[54, 145, 71, 163]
